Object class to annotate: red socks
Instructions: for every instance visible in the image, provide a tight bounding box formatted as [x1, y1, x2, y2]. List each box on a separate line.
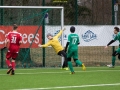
[11, 62, 16, 70]
[6, 59, 16, 70]
[6, 59, 11, 67]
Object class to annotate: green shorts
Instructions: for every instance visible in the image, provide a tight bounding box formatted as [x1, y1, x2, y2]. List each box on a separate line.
[67, 49, 78, 59]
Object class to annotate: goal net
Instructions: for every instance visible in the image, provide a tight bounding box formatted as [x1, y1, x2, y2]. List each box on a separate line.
[0, 6, 64, 68]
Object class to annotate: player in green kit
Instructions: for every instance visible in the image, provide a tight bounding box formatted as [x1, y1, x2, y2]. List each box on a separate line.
[65, 26, 86, 74]
[105, 27, 120, 68]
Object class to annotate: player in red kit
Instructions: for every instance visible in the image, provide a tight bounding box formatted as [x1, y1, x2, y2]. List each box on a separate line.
[4, 24, 22, 75]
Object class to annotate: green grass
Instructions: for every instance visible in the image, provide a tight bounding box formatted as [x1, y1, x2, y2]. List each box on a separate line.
[0, 67, 120, 90]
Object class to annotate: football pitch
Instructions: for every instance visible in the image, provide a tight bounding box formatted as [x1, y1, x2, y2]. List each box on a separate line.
[0, 67, 120, 90]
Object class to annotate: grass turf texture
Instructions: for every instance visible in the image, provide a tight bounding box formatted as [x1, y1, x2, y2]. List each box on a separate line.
[0, 67, 120, 90]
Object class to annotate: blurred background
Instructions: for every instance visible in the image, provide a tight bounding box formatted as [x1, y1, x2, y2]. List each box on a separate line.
[1, 0, 120, 25]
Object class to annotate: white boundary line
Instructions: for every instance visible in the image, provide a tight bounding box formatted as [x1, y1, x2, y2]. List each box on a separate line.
[0, 69, 120, 76]
[14, 83, 120, 90]
[0, 66, 120, 71]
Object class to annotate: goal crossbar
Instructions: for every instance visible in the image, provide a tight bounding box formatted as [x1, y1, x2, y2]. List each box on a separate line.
[0, 6, 63, 9]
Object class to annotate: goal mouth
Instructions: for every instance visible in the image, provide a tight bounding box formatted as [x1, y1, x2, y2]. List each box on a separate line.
[0, 6, 64, 67]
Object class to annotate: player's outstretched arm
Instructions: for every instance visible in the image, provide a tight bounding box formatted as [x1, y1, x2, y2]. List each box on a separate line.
[63, 27, 66, 31]
[38, 44, 42, 47]
[55, 27, 66, 38]
[38, 42, 51, 48]
[104, 46, 108, 49]
[105, 40, 116, 49]
[5, 38, 9, 47]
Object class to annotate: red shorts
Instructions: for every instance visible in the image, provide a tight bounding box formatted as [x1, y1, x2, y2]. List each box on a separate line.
[6, 51, 18, 60]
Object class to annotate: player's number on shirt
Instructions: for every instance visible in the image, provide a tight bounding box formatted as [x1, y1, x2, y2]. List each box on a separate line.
[11, 36, 17, 43]
[72, 38, 77, 44]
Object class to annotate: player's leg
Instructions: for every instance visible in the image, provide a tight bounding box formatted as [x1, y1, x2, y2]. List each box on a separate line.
[74, 59, 82, 66]
[117, 48, 120, 60]
[6, 52, 12, 74]
[6, 52, 12, 67]
[73, 50, 82, 65]
[74, 58, 86, 71]
[11, 59, 15, 75]
[67, 58, 75, 74]
[58, 50, 68, 69]
[107, 49, 119, 68]
[10, 53, 18, 75]
[73, 50, 86, 71]
[67, 50, 75, 74]
[118, 54, 120, 60]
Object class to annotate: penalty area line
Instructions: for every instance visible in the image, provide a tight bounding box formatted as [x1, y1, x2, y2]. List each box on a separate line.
[14, 83, 120, 90]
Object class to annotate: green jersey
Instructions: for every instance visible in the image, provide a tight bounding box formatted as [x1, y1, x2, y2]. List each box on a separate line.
[68, 33, 80, 51]
[114, 32, 120, 42]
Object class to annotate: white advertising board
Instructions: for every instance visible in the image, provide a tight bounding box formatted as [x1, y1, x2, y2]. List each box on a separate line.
[45, 25, 120, 46]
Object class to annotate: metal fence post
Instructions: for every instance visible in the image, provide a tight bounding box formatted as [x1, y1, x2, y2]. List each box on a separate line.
[42, 0, 45, 67]
[75, 0, 78, 25]
[112, 0, 115, 53]
[112, 0, 118, 53]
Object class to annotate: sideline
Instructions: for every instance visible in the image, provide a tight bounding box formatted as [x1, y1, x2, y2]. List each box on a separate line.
[14, 83, 120, 90]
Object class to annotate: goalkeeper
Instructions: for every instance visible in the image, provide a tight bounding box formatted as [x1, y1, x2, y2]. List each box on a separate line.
[38, 28, 68, 70]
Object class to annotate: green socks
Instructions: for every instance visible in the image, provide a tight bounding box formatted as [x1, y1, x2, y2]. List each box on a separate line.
[68, 61, 74, 72]
[75, 60, 82, 66]
[112, 56, 116, 66]
[68, 60, 83, 72]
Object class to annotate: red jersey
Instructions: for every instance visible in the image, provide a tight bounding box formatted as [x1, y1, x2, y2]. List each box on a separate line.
[7, 31, 22, 53]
